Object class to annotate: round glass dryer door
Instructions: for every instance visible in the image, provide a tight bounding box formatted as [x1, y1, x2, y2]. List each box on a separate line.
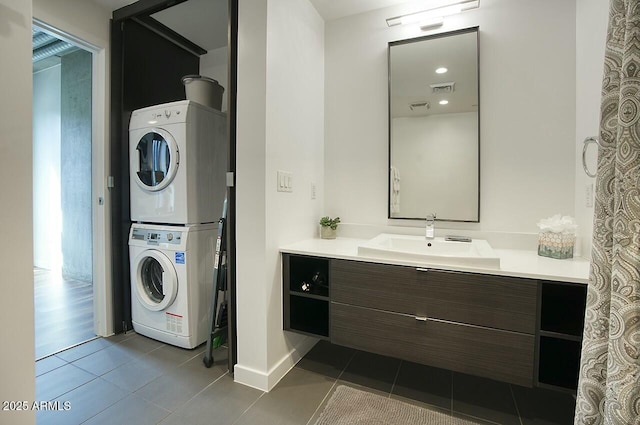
[134, 250, 178, 311]
[134, 128, 179, 192]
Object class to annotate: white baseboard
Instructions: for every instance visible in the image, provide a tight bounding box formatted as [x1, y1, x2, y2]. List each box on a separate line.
[234, 336, 318, 392]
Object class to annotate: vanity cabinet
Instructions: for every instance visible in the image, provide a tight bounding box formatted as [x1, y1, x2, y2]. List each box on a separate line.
[331, 259, 536, 387]
[282, 254, 587, 391]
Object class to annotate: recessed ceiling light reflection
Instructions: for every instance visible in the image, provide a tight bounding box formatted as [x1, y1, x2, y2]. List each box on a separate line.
[435, 67, 448, 74]
[439, 100, 449, 105]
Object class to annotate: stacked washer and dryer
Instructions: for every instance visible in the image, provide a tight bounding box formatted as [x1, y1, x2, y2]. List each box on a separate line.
[128, 100, 226, 349]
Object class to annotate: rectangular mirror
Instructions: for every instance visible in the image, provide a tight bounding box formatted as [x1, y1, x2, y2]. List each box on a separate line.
[389, 27, 479, 222]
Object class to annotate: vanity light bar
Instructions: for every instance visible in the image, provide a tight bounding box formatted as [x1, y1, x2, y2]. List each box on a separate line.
[419, 17, 444, 31]
[386, 0, 480, 27]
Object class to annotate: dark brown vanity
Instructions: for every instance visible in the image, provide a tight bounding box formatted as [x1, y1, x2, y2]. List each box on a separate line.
[283, 253, 587, 392]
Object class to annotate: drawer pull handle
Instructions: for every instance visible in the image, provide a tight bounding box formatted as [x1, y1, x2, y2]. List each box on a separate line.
[415, 316, 428, 322]
[416, 268, 429, 272]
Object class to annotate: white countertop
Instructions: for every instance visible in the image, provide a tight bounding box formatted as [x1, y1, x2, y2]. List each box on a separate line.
[280, 237, 591, 284]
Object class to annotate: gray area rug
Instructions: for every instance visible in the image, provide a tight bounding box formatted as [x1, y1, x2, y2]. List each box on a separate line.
[315, 385, 484, 425]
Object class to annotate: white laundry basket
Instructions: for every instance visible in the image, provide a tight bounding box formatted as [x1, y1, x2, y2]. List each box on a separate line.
[181, 75, 224, 110]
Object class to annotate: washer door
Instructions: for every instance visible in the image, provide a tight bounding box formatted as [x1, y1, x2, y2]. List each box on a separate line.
[133, 128, 179, 192]
[134, 250, 178, 311]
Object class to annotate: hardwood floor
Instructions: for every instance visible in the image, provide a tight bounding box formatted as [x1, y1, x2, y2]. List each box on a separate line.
[34, 269, 95, 359]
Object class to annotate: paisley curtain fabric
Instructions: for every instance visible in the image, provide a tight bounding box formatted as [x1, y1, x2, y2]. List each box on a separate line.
[574, 0, 640, 424]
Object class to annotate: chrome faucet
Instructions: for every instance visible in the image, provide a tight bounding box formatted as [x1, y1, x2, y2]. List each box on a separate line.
[425, 213, 436, 240]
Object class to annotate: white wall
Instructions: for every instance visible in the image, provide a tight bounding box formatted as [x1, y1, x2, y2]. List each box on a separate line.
[33, 0, 110, 50]
[33, 65, 62, 271]
[0, 0, 36, 423]
[392, 112, 478, 220]
[235, 0, 324, 391]
[264, 0, 325, 371]
[236, 0, 270, 388]
[574, 0, 609, 256]
[200, 46, 228, 112]
[325, 0, 576, 234]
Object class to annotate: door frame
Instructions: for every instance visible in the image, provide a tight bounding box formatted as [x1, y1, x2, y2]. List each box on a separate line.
[32, 18, 113, 338]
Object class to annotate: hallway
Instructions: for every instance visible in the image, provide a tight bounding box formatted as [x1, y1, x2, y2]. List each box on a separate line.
[35, 268, 94, 359]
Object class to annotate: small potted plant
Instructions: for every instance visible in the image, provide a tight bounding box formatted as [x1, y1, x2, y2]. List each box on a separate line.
[319, 216, 340, 239]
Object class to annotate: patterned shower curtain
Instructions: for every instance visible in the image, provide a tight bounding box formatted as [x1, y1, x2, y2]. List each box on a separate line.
[574, 0, 640, 424]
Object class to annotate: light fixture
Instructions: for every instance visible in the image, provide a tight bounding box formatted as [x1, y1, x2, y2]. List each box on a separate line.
[386, 0, 480, 27]
[419, 17, 444, 31]
[439, 100, 449, 105]
[435, 67, 448, 74]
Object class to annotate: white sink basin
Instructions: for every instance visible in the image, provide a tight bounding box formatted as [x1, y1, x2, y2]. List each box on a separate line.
[357, 233, 501, 268]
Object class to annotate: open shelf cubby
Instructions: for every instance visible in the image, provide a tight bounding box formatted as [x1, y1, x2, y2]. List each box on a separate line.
[288, 295, 329, 338]
[283, 254, 330, 339]
[537, 280, 587, 391]
[540, 281, 587, 337]
[288, 255, 329, 298]
[538, 336, 582, 390]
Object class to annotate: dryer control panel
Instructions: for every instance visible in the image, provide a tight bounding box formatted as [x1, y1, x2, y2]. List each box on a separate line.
[129, 101, 192, 130]
[131, 228, 182, 245]
[144, 106, 185, 126]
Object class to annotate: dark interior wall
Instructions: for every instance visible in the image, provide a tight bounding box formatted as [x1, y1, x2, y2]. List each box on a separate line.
[122, 20, 199, 111]
[61, 49, 93, 282]
[110, 18, 200, 332]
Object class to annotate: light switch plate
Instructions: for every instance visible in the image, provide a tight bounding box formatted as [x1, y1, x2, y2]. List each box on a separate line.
[277, 170, 293, 192]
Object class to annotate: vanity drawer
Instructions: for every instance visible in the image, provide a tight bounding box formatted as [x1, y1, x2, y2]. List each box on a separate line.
[331, 259, 424, 314]
[332, 260, 538, 334]
[331, 302, 535, 387]
[418, 270, 538, 334]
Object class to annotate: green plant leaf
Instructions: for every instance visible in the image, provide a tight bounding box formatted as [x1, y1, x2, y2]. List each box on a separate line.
[319, 216, 340, 229]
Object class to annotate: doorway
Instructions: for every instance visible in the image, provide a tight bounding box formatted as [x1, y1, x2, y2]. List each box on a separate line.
[32, 26, 95, 359]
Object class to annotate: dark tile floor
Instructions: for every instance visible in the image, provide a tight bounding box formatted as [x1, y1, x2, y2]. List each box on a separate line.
[34, 335, 576, 425]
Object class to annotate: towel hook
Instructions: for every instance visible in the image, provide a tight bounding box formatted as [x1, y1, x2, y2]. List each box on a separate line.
[582, 136, 600, 178]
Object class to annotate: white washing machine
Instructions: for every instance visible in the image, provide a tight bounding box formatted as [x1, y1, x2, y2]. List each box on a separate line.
[129, 100, 227, 225]
[129, 222, 215, 349]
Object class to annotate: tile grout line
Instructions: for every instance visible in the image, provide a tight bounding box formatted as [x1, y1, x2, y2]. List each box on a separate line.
[74, 377, 131, 425]
[508, 384, 525, 425]
[35, 358, 70, 378]
[175, 347, 209, 368]
[147, 370, 230, 420]
[56, 333, 140, 366]
[54, 342, 114, 364]
[132, 354, 227, 410]
[46, 376, 101, 404]
[230, 390, 267, 425]
[35, 336, 100, 362]
[456, 412, 503, 425]
[305, 379, 339, 425]
[388, 360, 402, 398]
[305, 350, 359, 425]
[335, 350, 358, 384]
[37, 337, 146, 400]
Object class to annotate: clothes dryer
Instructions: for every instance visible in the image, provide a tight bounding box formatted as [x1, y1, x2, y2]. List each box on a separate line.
[129, 100, 226, 225]
[129, 223, 215, 348]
